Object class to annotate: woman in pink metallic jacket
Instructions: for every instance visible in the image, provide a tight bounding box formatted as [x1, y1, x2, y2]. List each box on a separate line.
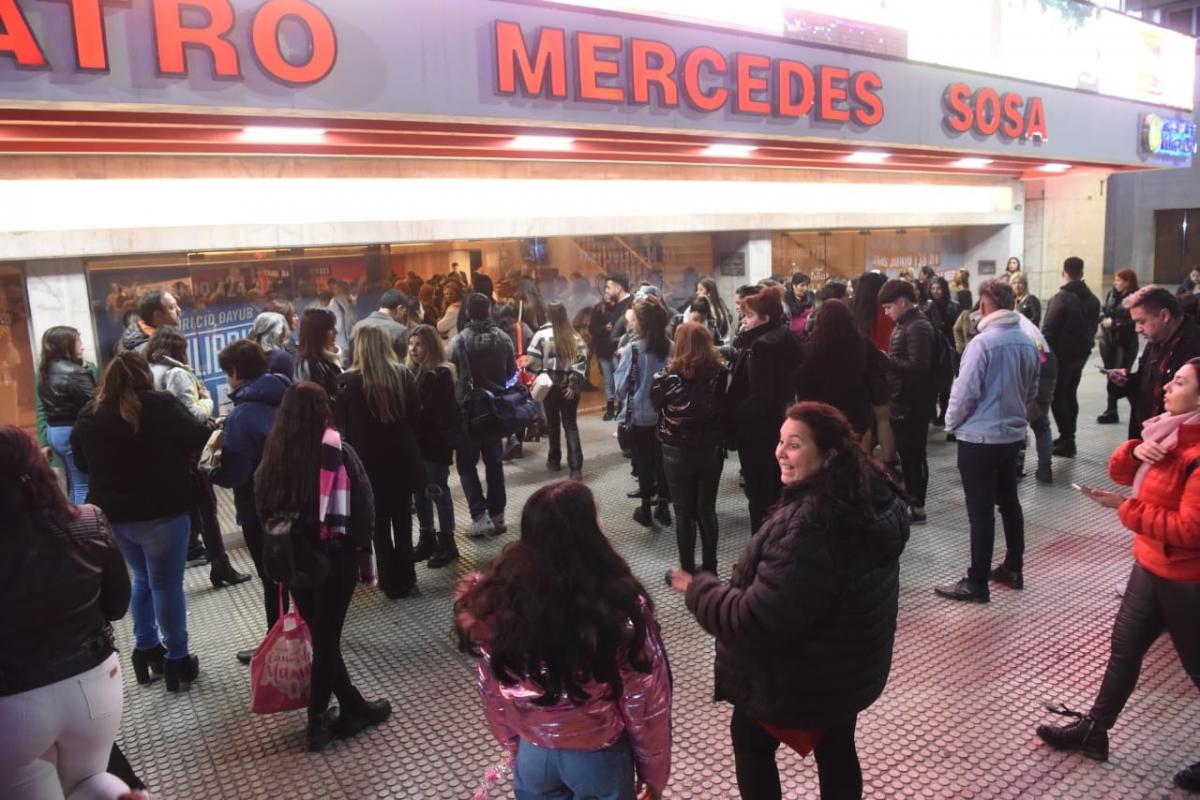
[455, 480, 672, 800]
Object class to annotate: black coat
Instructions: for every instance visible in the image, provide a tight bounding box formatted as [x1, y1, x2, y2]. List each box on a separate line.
[587, 295, 633, 359]
[1120, 316, 1200, 439]
[1100, 287, 1137, 348]
[727, 323, 803, 454]
[334, 370, 424, 494]
[413, 365, 458, 465]
[70, 391, 212, 522]
[887, 308, 936, 419]
[686, 475, 909, 727]
[38, 359, 97, 426]
[796, 337, 890, 435]
[1016, 293, 1042, 326]
[1042, 280, 1101, 362]
[650, 365, 728, 450]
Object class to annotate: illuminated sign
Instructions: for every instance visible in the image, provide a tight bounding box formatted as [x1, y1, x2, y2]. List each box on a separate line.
[494, 20, 884, 124]
[944, 84, 1046, 141]
[1142, 114, 1197, 159]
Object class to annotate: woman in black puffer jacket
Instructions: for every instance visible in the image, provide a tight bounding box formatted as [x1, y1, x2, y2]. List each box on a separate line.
[672, 401, 909, 800]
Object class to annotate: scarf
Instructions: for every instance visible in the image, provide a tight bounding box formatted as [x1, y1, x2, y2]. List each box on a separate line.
[1132, 409, 1200, 499]
[318, 427, 351, 541]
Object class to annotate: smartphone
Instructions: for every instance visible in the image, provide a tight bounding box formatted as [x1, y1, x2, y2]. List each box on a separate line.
[1096, 366, 1112, 374]
[1071, 482, 1095, 493]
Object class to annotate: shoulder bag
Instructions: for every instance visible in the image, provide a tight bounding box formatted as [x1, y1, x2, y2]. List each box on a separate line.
[617, 344, 639, 454]
[459, 332, 540, 441]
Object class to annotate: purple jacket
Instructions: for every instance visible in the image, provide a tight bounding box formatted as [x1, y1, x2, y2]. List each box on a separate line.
[473, 620, 672, 793]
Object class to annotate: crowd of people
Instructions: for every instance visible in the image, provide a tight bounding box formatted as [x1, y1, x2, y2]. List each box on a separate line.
[4, 254, 1200, 799]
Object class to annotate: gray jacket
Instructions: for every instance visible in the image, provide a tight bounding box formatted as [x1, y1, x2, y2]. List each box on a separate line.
[150, 357, 213, 423]
[350, 312, 409, 360]
[945, 311, 1040, 445]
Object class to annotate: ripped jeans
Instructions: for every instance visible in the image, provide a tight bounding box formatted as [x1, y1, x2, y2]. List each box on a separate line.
[414, 460, 455, 534]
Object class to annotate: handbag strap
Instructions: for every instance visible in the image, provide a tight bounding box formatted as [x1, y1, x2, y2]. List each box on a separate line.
[516, 301, 525, 355]
[623, 345, 639, 426]
[277, 583, 285, 620]
[457, 332, 478, 392]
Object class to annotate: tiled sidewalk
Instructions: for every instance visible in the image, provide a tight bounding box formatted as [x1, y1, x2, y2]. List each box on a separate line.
[113, 372, 1199, 798]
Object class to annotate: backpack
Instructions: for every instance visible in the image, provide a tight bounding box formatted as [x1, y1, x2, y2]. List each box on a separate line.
[930, 329, 955, 390]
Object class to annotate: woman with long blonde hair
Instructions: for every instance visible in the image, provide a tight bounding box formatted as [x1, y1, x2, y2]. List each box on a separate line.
[334, 326, 423, 599]
[406, 324, 460, 567]
[526, 301, 588, 479]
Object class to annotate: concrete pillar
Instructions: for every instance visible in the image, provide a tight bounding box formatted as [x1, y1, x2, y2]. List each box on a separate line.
[1023, 174, 1110, 298]
[25, 259, 96, 363]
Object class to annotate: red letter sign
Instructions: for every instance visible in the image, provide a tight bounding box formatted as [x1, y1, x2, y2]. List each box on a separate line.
[630, 38, 677, 106]
[494, 21, 567, 98]
[681, 47, 728, 112]
[734, 53, 771, 115]
[153, 0, 240, 78]
[252, 0, 336, 85]
[851, 71, 884, 126]
[0, 0, 48, 68]
[776, 59, 814, 118]
[817, 66, 850, 122]
[944, 83, 972, 133]
[1024, 97, 1047, 141]
[576, 32, 624, 102]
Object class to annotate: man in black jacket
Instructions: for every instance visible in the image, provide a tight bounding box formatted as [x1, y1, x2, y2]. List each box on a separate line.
[1108, 287, 1200, 440]
[447, 293, 517, 539]
[1041, 256, 1101, 457]
[120, 290, 181, 354]
[879, 279, 936, 523]
[587, 274, 633, 420]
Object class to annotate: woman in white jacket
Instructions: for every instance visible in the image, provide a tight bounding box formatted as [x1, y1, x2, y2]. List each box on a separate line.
[145, 327, 250, 588]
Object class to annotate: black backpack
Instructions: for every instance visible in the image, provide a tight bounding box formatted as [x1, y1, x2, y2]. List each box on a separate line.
[930, 329, 955, 389]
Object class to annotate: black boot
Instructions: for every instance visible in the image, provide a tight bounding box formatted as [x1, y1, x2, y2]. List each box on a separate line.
[412, 529, 437, 562]
[633, 502, 652, 527]
[1036, 706, 1109, 761]
[210, 556, 252, 589]
[306, 710, 335, 753]
[654, 500, 672, 526]
[130, 644, 166, 685]
[1097, 409, 1119, 424]
[427, 531, 459, 568]
[164, 655, 199, 693]
[333, 692, 392, 741]
[1174, 761, 1200, 792]
[602, 400, 615, 421]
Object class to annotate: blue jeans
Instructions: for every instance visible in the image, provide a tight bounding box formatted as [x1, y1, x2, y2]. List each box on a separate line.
[47, 425, 88, 505]
[414, 460, 455, 533]
[514, 737, 636, 800]
[598, 355, 617, 402]
[111, 514, 191, 659]
[456, 437, 506, 521]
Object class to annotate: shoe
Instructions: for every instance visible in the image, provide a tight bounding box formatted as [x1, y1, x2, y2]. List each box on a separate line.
[1036, 467, 1053, 484]
[427, 531, 460, 569]
[568, 469, 582, 481]
[1173, 761, 1200, 792]
[502, 442, 524, 461]
[633, 505, 653, 527]
[489, 514, 507, 537]
[130, 644, 166, 684]
[546, 457, 562, 472]
[934, 578, 989, 603]
[990, 564, 1024, 590]
[306, 710, 335, 753]
[185, 544, 208, 568]
[946, 433, 957, 442]
[1036, 705, 1109, 761]
[384, 582, 416, 600]
[209, 557, 252, 589]
[910, 507, 927, 525]
[1097, 409, 1119, 425]
[934, 415, 945, 427]
[1053, 440, 1077, 458]
[602, 401, 615, 421]
[627, 488, 651, 499]
[237, 649, 254, 665]
[654, 501, 672, 526]
[412, 529, 437, 562]
[333, 695, 392, 741]
[164, 655, 199, 693]
[466, 516, 494, 539]
[1115, 581, 1126, 598]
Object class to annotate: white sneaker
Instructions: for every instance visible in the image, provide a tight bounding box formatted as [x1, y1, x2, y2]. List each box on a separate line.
[467, 516, 495, 539]
[490, 514, 507, 537]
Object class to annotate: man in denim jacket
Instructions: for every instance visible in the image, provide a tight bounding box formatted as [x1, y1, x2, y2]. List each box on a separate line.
[936, 279, 1040, 603]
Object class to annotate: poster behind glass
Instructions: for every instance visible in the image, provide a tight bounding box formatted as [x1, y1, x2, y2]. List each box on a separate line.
[89, 258, 372, 414]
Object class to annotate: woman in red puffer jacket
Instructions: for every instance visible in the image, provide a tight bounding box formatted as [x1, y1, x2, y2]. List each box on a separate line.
[1036, 357, 1200, 794]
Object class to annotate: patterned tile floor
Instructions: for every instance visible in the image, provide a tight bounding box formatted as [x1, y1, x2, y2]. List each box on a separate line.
[112, 372, 1200, 799]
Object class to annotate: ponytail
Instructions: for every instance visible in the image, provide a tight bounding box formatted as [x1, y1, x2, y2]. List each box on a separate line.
[96, 351, 154, 432]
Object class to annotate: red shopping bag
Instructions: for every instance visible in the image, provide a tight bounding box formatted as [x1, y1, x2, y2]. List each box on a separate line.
[249, 590, 312, 714]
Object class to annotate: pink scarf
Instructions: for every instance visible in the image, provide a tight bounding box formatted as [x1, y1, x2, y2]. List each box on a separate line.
[318, 427, 351, 541]
[1132, 410, 1200, 499]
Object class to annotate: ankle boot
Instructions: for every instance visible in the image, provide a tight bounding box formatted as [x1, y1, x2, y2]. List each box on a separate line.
[1036, 707, 1109, 761]
[130, 644, 166, 685]
[412, 529, 437, 562]
[210, 556, 252, 589]
[306, 710, 335, 753]
[654, 500, 672, 526]
[602, 400, 615, 421]
[427, 531, 459, 568]
[333, 692, 392, 740]
[633, 502, 652, 527]
[164, 655, 200, 693]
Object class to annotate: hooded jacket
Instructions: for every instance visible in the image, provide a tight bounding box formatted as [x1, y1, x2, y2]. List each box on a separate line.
[945, 310, 1040, 444]
[686, 474, 909, 728]
[210, 372, 289, 525]
[119, 319, 154, 354]
[150, 356, 213, 423]
[1042, 280, 1101, 362]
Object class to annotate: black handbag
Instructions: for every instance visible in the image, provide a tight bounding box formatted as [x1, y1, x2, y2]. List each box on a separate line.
[616, 345, 639, 454]
[263, 514, 330, 590]
[458, 333, 540, 442]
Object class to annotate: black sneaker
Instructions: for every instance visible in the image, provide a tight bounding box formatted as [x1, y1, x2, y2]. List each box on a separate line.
[1096, 409, 1120, 425]
[1174, 761, 1200, 792]
[654, 502, 672, 526]
[1052, 440, 1077, 458]
[185, 545, 208, 568]
[632, 505, 652, 527]
[1036, 467, 1054, 484]
[934, 578, 989, 603]
[990, 564, 1024, 590]
[1036, 705, 1109, 762]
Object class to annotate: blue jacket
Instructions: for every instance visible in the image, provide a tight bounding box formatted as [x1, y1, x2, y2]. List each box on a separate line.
[945, 310, 1039, 445]
[210, 372, 289, 524]
[614, 338, 671, 427]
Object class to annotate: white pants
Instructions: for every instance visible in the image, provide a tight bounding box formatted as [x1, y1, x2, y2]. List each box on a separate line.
[0, 652, 130, 800]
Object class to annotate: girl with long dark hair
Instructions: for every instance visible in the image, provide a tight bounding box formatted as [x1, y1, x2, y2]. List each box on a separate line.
[652, 322, 728, 575]
[852, 272, 893, 353]
[672, 402, 908, 800]
[335, 326, 423, 599]
[616, 299, 673, 527]
[0, 426, 136, 798]
[526, 301, 588, 479]
[37, 325, 96, 504]
[294, 307, 343, 400]
[921, 278, 962, 426]
[693, 277, 733, 340]
[70, 351, 211, 692]
[255, 382, 391, 752]
[455, 480, 672, 800]
[406, 324, 459, 567]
